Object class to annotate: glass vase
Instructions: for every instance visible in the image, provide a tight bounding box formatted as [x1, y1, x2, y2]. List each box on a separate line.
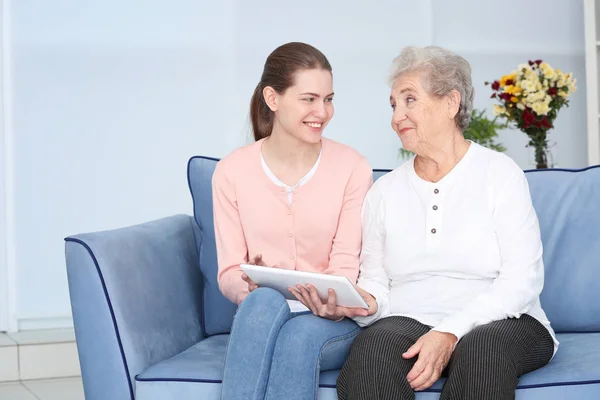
[528, 140, 556, 169]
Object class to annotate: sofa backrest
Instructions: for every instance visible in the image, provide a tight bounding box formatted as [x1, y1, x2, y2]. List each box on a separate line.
[525, 166, 600, 332]
[187, 156, 238, 336]
[189, 156, 600, 336]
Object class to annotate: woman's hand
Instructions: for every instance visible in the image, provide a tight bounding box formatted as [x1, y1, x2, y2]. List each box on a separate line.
[241, 254, 271, 293]
[241, 273, 258, 293]
[403, 331, 457, 391]
[289, 283, 378, 321]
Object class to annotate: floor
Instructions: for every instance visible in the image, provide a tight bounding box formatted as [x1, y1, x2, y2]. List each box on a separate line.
[1, 329, 83, 399]
[0, 377, 84, 400]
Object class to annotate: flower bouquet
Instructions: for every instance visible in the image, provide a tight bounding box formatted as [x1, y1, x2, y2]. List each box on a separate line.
[486, 60, 576, 168]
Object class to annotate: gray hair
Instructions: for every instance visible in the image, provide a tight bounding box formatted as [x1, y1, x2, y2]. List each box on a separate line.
[389, 46, 474, 131]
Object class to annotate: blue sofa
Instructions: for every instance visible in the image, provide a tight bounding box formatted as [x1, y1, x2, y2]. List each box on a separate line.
[65, 156, 600, 400]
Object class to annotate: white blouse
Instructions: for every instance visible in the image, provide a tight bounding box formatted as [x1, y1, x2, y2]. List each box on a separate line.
[353, 142, 558, 354]
[261, 150, 321, 205]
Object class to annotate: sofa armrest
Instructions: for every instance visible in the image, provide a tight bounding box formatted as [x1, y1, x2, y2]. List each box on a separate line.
[65, 214, 204, 400]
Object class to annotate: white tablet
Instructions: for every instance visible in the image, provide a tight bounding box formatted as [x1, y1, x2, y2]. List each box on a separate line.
[240, 264, 369, 309]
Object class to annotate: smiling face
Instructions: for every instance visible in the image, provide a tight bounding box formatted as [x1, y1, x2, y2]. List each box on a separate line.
[266, 68, 334, 145]
[389, 71, 457, 154]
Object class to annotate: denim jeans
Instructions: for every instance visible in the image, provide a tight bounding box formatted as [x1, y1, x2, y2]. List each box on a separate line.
[220, 287, 361, 400]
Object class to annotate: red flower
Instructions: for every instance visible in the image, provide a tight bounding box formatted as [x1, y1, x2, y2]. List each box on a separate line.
[540, 117, 552, 129]
[491, 93, 497, 98]
[491, 81, 500, 91]
[499, 93, 512, 102]
[505, 79, 514, 86]
[548, 87, 557, 96]
[523, 109, 536, 128]
[535, 59, 542, 65]
[528, 60, 535, 66]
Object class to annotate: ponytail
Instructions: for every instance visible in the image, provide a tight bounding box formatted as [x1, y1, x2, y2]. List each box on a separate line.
[249, 83, 274, 141]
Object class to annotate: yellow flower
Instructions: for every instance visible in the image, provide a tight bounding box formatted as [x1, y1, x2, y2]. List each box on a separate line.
[526, 91, 545, 105]
[532, 101, 550, 115]
[558, 90, 568, 98]
[518, 63, 532, 72]
[505, 85, 522, 95]
[568, 79, 577, 93]
[517, 103, 526, 110]
[539, 62, 557, 80]
[520, 77, 539, 93]
[493, 105, 507, 116]
[511, 96, 519, 103]
[499, 73, 517, 88]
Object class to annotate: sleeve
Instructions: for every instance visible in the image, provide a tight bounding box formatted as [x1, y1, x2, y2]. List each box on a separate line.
[431, 165, 545, 341]
[212, 162, 250, 305]
[352, 186, 392, 327]
[323, 157, 373, 282]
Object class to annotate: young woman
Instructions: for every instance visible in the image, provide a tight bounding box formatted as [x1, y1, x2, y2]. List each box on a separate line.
[212, 42, 373, 400]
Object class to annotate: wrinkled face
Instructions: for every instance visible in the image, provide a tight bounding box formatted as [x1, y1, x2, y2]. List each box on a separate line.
[389, 71, 453, 153]
[269, 68, 334, 144]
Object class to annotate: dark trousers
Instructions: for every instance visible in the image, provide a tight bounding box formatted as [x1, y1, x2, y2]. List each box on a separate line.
[337, 315, 554, 400]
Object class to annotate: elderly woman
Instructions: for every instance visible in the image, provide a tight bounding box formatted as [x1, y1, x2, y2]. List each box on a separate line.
[336, 46, 557, 400]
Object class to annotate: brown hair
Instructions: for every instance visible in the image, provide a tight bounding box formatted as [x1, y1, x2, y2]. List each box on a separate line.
[249, 42, 332, 141]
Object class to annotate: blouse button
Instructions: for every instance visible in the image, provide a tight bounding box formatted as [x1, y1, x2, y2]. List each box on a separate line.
[434, 188, 439, 194]
[288, 232, 293, 237]
[431, 228, 437, 234]
[289, 254, 295, 259]
[280, 188, 285, 193]
[432, 205, 438, 211]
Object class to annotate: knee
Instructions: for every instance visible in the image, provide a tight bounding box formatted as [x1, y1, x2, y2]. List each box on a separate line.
[453, 330, 515, 374]
[351, 325, 413, 355]
[240, 287, 287, 310]
[457, 326, 511, 360]
[234, 288, 289, 324]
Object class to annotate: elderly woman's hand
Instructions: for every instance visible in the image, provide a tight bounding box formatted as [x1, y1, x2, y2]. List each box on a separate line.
[289, 283, 375, 321]
[403, 331, 458, 391]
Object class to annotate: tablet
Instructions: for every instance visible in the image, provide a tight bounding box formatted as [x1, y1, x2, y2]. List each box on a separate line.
[240, 264, 369, 309]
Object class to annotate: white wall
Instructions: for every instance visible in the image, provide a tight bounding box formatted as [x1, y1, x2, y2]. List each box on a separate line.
[431, 0, 587, 169]
[0, 0, 587, 330]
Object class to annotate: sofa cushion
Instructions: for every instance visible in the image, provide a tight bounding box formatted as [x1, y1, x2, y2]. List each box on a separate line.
[187, 157, 238, 336]
[526, 166, 600, 332]
[135, 333, 600, 399]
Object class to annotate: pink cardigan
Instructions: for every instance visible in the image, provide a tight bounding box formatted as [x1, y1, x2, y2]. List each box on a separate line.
[212, 138, 373, 305]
